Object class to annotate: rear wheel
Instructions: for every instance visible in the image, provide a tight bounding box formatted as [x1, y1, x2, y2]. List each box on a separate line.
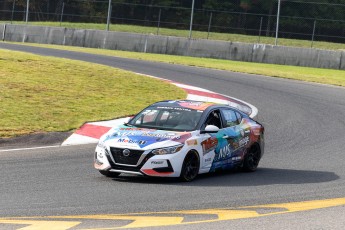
[243, 144, 261, 172]
[180, 151, 200, 182]
[99, 170, 120, 178]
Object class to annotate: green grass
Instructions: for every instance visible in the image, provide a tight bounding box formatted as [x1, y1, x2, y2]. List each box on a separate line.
[3, 21, 345, 51]
[9, 42, 345, 87]
[0, 49, 186, 138]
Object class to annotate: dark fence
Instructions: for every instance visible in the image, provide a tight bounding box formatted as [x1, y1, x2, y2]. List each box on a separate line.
[0, 0, 344, 45]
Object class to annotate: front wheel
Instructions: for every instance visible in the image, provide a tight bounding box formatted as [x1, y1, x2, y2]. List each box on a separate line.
[242, 144, 261, 172]
[99, 170, 120, 178]
[180, 152, 200, 182]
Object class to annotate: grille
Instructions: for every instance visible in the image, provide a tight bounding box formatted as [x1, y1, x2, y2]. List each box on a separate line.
[110, 147, 144, 165]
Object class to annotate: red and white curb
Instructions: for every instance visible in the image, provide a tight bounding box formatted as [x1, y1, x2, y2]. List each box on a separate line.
[62, 80, 258, 146]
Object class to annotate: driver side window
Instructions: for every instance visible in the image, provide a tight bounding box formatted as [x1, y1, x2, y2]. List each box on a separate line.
[203, 110, 222, 129]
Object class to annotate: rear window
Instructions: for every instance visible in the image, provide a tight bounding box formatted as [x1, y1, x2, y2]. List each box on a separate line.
[222, 109, 240, 127]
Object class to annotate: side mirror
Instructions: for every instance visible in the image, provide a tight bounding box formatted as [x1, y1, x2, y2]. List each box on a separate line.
[200, 125, 219, 134]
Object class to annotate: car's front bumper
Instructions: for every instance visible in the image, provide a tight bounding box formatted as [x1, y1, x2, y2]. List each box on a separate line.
[94, 145, 186, 177]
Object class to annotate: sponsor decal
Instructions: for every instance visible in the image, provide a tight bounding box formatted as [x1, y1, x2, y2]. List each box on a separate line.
[119, 127, 153, 131]
[217, 143, 232, 160]
[215, 139, 247, 162]
[201, 137, 218, 155]
[149, 160, 168, 168]
[156, 106, 192, 111]
[178, 101, 214, 111]
[117, 139, 147, 145]
[106, 126, 192, 145]
[213, 137, 248, 162]
[186, 139, 198, 146]
[184, 101, 204, 106]
[113, 132, 138, 137]
[151, 161, 164, 165]
[141, 132, 181, 140]
[239, 136, 249, 147]
[205, 158, 212, 162]
[113, 130, 181, 140]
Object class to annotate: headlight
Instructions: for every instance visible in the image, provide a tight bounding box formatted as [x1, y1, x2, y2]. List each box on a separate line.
[151, 144, 184, 155]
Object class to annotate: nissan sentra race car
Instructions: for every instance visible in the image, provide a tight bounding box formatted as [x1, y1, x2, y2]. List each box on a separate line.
[94, 100, 264, 181]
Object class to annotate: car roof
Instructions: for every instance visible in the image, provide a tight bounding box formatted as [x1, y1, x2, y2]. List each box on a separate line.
[150, 100, 220, 111]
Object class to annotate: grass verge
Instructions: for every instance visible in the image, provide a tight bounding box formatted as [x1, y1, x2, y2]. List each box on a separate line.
[0, 49, 186, 138]
[8, 42, 345, 87]
[2, 21, 345, 51]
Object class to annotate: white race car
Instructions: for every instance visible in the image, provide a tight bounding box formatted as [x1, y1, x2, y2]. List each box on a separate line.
[94, 100, 264, 181]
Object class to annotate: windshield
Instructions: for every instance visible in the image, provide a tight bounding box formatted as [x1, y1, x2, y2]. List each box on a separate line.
[128, 106, 203, 131]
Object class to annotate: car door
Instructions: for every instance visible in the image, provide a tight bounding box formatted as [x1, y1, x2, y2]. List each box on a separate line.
[208, 108, 247, 171]
[199, 109, 223, 170]
[200, 108, 249, 171]
[220, 108, 250, 166]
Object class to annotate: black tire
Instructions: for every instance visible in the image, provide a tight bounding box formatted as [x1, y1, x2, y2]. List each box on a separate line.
[242, 144, 261, 172]
[180, 151, 200, 182]
[99, 170, 120, 178]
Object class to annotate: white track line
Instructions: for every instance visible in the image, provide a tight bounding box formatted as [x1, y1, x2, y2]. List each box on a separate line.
[0, 145, 61, 153]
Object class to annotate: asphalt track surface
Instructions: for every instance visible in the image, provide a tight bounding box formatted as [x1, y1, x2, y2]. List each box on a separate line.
[1, 43, 345, 229]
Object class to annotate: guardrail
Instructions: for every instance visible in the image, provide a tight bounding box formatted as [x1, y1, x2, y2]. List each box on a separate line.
[1, 24, 344, 70]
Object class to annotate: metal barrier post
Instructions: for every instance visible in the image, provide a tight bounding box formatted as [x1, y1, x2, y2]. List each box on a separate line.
[11, 0, 15, 24]
[207, 12, 213, 40]
[25, 0, 29, 23]
[2, 24, 6, 41]
[275, 0, 281, 46]
[189, 0, 195, 39]
[311, 20, 317, 48]
[157, 8, 161, 35]
[60, 2, 65, 27]
[258, 17, 263, 43]
[106, 0, 112, 31]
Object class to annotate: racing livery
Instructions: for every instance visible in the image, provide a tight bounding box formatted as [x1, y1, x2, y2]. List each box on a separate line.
[94, 100, 264, 181]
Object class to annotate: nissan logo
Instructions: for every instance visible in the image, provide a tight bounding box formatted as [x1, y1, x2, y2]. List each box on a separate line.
[123, 149, 130, 157]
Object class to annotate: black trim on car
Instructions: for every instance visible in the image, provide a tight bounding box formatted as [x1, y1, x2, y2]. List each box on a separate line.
[107, 153, 155, 173]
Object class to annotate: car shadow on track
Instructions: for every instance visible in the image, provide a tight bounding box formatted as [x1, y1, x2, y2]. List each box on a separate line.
[110, 168, 339, 186]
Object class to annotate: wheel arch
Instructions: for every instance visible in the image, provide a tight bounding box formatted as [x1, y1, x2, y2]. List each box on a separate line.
[242, 141, 262, 172]
[179, 149, 201, 181]
[187, 149, 201, 164]
[248, 142, 262, 159]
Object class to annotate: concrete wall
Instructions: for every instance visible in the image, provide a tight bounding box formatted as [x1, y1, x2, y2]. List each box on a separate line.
[1, 24, 344, 70]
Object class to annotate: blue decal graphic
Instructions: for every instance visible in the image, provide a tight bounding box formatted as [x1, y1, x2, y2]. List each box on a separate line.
[210, 127, 247, 171]
[104, 125, 191, 148]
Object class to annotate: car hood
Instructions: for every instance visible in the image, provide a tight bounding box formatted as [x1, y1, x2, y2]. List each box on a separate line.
[102, 125, 192, 150]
